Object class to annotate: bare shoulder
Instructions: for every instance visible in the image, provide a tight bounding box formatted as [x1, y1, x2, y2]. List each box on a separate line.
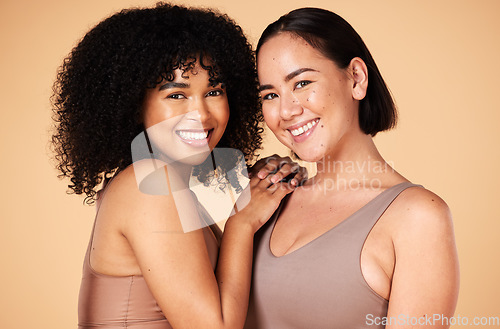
[103, 164, 162, 204]
[98, 162, 185, 233]
[393, 185, 451, 218]
[387, 185, 455, 246]
[104, 160, 173, 202]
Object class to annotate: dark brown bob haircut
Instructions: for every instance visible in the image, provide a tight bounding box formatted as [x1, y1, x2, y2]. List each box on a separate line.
[256, 7, 397, 136]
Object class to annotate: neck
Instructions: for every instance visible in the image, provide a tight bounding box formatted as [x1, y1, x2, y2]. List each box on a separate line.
[165, 161, 193, 190]
[310, 134, 392, 191]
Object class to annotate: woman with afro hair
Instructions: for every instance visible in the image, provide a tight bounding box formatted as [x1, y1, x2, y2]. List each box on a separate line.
[51, 3, 304, 328]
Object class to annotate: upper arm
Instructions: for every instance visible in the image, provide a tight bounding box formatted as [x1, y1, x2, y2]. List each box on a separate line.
[107, 166, 224, 328]
[387, 188, 459, 328]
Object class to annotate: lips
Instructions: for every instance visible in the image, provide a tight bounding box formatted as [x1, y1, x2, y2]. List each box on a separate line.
[288, 118, 319, 136]
[175, 129, 213, 147]
[286, 118, 320, 143]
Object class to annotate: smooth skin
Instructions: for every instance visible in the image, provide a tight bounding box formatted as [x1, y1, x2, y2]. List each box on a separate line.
[257, 32, 459, 328]
[90, 63, 300, 329]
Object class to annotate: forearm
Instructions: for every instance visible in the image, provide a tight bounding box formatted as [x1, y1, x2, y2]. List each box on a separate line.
[212, 175, 292, 328]
[215, 215, 256, 328]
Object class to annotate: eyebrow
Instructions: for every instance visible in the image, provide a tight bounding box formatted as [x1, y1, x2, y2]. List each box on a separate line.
[159, 81, 223, 91]
[259, 84, 273, 92]
[285, 68, 318, 82]
[259, 68, 318, 92]
[159, 82, 189, 91]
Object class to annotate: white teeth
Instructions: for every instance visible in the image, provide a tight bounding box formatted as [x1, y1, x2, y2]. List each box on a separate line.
[290, 119, 319, 137]
[178, 131, 209, 140]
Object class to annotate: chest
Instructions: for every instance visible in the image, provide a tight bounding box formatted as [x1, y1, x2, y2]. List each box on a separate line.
[270, 189, 381, 257]
[247, 201, 389, 329]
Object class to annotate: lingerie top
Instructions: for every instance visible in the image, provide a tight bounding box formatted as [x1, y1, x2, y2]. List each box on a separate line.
[244, 182, 421, 329]
[78, 185, 220, 328]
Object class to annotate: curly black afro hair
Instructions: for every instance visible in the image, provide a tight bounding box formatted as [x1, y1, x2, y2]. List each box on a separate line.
[51, 2, 263, 204]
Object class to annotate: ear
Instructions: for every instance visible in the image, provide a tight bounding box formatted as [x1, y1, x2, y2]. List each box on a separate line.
[349, 57, 368, 100]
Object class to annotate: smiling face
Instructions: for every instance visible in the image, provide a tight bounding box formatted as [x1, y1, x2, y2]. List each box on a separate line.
[257, 33, 367, 162]
[141, 61, 229, 165]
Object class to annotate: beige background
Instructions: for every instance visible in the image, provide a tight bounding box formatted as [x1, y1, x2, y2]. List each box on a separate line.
[1, 0, 499, 328]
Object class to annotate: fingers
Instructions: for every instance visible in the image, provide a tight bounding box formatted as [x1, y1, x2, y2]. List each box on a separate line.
[247, 157, 270, 178]
[255, 155, 293, 179]
[254, 155, 308, 187]
[255, 154, 281, 179]
[266, 181, 295, 196]
[269, 162, 300, 185]
[254, 173, 277, 190]
[290, 164, 308, 187]
[248, 171, 295, 194]
[247, 155, 303, 207]
[248, 173, 271, 189]
[238, 176, 294, 229]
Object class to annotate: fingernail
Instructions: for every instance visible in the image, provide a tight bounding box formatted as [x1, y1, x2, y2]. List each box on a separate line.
[291, 179, 298, 186]
[258, 171, 266, 179]
[271, 175, 280, 183]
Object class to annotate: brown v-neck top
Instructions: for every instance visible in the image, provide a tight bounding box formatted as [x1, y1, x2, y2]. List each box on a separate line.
[244, 182, 420, 329]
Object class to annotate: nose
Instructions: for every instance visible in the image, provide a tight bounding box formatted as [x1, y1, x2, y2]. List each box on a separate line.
[185, 97, 211, 123]
[279, 92, 303, 121]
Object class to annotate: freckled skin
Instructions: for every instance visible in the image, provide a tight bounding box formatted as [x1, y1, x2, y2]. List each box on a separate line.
[257, 33, 361, 162]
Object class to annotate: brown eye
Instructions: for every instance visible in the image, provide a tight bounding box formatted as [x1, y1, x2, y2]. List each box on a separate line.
[206, 89, 224, 97]
[294, 80, 312, 90]
[262, 93, 278, 101]
[167, 93, 186, 99]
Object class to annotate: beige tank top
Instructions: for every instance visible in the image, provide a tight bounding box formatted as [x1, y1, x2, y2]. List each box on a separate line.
[78, 187, 220, 329]
[245, 182, 420, 329]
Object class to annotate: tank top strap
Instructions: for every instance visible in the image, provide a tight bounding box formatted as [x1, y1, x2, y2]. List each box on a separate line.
[256, 195, 289, 251]
[347, 181, 423, 243]
[83, 176, 118, 269]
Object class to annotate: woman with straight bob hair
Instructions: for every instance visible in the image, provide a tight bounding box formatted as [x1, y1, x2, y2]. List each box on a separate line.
[245, 7, 459, 329]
